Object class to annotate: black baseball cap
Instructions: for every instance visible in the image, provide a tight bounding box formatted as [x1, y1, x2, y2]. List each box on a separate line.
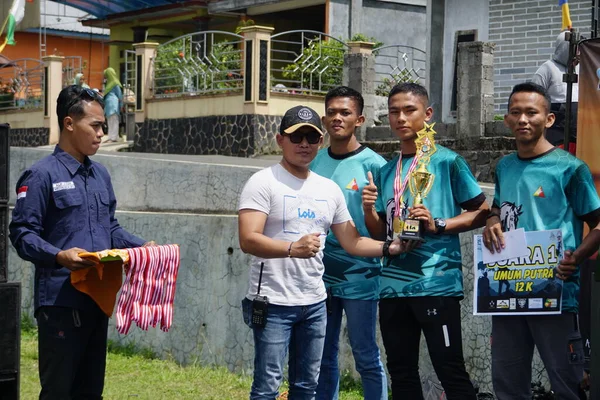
[279, 105, 324, 136]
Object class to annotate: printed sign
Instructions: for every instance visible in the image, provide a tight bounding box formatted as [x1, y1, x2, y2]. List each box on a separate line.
[473, 229, 563, 315]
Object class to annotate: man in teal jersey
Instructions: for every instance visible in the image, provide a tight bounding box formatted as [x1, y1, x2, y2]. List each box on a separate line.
[362, 82, 490, 399]
[311, 86, 389, 400]
[483, 82, 600, 400]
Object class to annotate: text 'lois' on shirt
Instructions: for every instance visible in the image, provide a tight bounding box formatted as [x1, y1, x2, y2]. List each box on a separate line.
[9, 146, 145, 311]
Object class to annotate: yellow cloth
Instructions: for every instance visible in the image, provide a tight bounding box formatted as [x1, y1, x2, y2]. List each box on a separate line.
[71, 249, 130, 317]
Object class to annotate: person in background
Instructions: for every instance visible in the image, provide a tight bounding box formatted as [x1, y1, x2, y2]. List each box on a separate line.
[103, 67, 123, 143]
[73, 73, 90, 89]
[532, 31, 578, 154]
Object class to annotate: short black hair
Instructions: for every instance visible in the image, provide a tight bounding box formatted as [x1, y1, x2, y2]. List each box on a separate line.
[507, 82, 551, 112]
[57, 85, 104, 131]
[387, 82, 429, 106]
[325, 86, 364, 114]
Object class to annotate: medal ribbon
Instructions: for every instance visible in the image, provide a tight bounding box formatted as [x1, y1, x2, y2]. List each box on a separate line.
[393, 152, 420, 218]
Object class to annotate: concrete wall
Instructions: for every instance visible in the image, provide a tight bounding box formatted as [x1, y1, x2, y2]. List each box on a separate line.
[0, 110, 44, 129]
[442, 0, 489, 122]
[146, 94, 246, 119]
[489, 0, 590, 113]
[7, 147, 548, 392]
[328, 0, 426, 51]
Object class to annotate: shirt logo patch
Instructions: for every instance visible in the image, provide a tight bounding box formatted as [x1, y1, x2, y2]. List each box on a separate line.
[533, 186, 545, 198]
[52, 181, 76, 192]
[345, 178, 359, 191]
[17, 186, 27, 199]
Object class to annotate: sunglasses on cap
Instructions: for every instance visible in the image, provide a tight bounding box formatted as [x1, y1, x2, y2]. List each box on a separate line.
[285, 130, 322, 144]
[65, 88, 104, 115]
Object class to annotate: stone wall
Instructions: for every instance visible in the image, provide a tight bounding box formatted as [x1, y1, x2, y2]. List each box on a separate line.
[364, 126, 515, 184]
[134, 115, 281, 157]
[9, 128, 49, 147]
[489, 0, 590, 113]
[7, 147, 549, 393]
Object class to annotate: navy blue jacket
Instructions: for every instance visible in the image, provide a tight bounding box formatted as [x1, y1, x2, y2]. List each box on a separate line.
[9, 146, 145, 311]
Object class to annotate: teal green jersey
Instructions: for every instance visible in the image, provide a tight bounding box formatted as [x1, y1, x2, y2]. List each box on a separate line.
[493, 148, 600, 312]
[311, 146, 387, 300]
[374, 145, 485, 299]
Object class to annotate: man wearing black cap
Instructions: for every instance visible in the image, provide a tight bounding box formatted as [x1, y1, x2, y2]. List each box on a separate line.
[238, 105, 416, 400]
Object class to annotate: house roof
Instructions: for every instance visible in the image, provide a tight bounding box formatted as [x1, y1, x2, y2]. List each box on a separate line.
[51, 0, 189, 20]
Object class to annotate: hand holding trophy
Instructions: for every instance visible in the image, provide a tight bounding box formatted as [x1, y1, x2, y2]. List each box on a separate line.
[399, 122, 437, 241]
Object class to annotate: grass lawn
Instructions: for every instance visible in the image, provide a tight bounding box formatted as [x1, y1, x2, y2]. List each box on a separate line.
[20, 328, 364, 400]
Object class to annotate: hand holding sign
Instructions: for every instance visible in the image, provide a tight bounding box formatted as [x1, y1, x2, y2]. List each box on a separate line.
[556, 250, 577, 280]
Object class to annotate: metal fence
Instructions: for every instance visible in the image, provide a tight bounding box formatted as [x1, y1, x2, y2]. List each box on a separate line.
[374, 44, 426, 96]
[271, 30, 349, 95]
[124, 49, 137, 107]
[153, 31, 244, 97]
[0, 58, 44, 110]
[62, 56, 82, 87]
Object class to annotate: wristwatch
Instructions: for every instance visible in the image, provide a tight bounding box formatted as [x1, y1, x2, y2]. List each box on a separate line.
[382, 240, 392, 257]
[434, 218, 446, 235]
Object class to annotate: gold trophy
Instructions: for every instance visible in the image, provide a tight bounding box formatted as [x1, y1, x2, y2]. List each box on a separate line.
[399, 122, 437, 241]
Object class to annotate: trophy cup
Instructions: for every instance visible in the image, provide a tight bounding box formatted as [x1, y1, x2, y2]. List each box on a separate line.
[399, 122, 437, 241]
[399, 162, 434, 241]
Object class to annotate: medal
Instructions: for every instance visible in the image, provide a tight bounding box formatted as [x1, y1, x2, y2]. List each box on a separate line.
[393, 217, 403, 235]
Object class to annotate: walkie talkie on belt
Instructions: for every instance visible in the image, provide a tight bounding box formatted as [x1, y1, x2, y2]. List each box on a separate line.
[251, 262, 268, 328]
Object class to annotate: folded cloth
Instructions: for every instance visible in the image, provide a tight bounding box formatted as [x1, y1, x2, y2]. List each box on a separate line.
[72, 249, 131, 316]
[74, 245, 180, 332]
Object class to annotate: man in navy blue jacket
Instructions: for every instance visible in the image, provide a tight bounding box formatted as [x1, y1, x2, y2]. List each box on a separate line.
[10, 85, 151, 400]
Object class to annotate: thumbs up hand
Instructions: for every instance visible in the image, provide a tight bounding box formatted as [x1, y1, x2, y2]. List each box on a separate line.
[362, 171, 378, 212]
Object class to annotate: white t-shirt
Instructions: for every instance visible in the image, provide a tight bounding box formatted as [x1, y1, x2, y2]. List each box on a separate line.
[239, 163, 352, 306]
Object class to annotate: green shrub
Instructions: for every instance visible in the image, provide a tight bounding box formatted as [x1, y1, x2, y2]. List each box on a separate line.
[281, 37, 346, 92]
[154, 37, 242, 95]
[281, 34, 384, 93]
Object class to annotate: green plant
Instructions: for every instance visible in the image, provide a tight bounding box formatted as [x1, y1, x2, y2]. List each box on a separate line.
[375, 68, 421, 96]
[154, 37, 242, 95]
[21, 315, 37, 334]
[235, 19, 256, 34]
[107, 340, 158, 360]
[280, 34, 385, 93]
[281, 36, 347, 92]
[349, 33, 384, 51]
[493, 114, 504, 121]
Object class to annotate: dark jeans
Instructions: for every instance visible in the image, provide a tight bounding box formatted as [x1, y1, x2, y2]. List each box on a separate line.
[36, 305, 109, 400]
[379, 297, 476, 400]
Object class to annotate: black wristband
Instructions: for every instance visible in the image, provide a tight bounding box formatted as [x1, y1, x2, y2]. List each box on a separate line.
[487, 212, 501, 220]
[382, 240, 392, 257]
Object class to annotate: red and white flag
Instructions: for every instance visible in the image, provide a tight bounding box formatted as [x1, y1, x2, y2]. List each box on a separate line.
[17, 186, 27, 200]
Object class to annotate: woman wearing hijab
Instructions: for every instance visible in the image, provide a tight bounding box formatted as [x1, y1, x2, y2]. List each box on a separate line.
[73, 73, 90, 89]
[103, 67, 123, 143]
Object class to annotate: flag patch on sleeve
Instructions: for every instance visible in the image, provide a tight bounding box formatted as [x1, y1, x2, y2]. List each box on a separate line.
[17, 186, 27, 199]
